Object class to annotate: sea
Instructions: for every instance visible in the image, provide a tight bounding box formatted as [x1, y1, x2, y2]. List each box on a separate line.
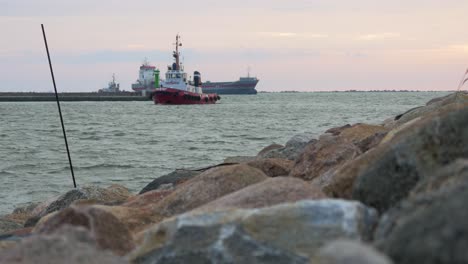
[0, 92, 449, 215]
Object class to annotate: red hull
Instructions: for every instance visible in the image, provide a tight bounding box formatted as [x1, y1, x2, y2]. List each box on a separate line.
[153, 88, 219, 105]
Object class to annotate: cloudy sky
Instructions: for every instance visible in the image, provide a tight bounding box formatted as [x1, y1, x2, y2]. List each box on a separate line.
[1, 0, 467, 92]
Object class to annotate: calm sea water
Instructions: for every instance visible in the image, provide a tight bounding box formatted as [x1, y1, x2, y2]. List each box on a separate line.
[0, 92, 448, 214]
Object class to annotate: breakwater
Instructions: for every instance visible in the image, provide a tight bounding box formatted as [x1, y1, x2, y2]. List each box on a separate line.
[0, 91, 467, 264]
[0, 92, 148, 102]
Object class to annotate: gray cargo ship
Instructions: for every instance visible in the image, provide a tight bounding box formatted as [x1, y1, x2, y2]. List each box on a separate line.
[201, 76, 259, 95]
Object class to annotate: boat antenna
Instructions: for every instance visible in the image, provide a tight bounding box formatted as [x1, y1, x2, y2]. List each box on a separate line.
[41, 24, 77, 188]
[247, 66, 251, 78]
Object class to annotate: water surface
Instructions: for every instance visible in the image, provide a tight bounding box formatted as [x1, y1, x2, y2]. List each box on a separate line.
[0, 92, 448, 214]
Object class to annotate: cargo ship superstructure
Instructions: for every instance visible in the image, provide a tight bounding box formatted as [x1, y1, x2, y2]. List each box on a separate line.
[131, 58, 156, 96]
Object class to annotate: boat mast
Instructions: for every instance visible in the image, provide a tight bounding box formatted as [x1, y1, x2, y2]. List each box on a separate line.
[173, 34, 182, 70]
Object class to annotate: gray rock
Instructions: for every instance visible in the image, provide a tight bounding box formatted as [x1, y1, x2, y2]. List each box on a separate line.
[39, 189, 88, 217]
[375, 180, 468, 264]
[26, 185, 131, 227]
[257, 144, 284, 158]
[0, 219, 22, 235]
[352, 105, 468, 212]
[315, 240, 393, 264]
[0, 225, 128, 264]
[139, 169, 200, 194]
[409, 158, 468, 197]
[260, 133, 317, 160]
[130, 199, 378, 263]
[391, 92, 468, 128]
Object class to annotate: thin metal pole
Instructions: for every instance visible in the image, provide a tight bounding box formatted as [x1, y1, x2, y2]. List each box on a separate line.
[41, 24, 77, 188]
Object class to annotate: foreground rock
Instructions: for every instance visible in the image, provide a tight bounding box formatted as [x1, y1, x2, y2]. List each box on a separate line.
[34, 205, 135, 256]
[314, 240, 393, 264]
[374, 174, 468, 264]
[130, 200, 378, 263]
[290, 124, 387, 181]
[0, 226, 127, 264]
[152, 164, 268, 219]
[352, 104, 468, 212]
[139, 169, 201, 194]
[409, 158, 468, 197]
[197, 177, 326, 211]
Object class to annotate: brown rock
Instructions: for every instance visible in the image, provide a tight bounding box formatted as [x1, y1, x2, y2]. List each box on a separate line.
[153, 164, 268, 218]
[92, 205, 163, 235]
[0, 240, 17, 251]
[123, 189, 173, 208]
[34, 205, 135, 256]
[311, 155, 371, 199]
[290, 134, 361, 181]
[246, 158, 294, 177]
[290, 124, 388, 181]
[0, 225, 128, 264]
[197, 177, 326, 211]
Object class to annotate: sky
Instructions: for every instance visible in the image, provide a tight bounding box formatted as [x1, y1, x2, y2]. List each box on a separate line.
[1, 0, 468, 92]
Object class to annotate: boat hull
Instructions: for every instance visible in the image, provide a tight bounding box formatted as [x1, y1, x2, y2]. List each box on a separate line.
[153, 88, 219, 105]
[201, 79, 259, 94]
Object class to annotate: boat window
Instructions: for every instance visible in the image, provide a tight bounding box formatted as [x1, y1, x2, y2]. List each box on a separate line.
[176, 74, 181, 78]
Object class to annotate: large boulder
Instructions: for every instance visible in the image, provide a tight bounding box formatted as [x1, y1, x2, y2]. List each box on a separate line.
[139, 169, 200, 194]
[246, 158, 294, 177]
[33, 205, 135, 256]
[409, 158, 468, 197]
[197, 177, 326, 211]
[314, 240, 393, 264]
[129, 199, 378, 264]
[290, 124, 387, 181]
[0, 225, 127, 264]
[152, 164, 268, 219]
[352, 103, 468, 212]
[374, 176, 468, 264]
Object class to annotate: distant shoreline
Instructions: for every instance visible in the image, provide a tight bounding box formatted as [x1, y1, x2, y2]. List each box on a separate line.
[0, 92, 149, 102]
[0, 90, 453, 102]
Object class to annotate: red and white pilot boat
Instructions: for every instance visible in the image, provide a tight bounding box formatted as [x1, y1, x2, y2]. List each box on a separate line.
[152, 35, 220, 105]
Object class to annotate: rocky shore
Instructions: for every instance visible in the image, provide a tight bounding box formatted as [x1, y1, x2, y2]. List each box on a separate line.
[1, 92, 467, 263]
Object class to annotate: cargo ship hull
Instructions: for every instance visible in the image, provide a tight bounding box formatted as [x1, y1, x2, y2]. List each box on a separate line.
[201, 78, 259, 95]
